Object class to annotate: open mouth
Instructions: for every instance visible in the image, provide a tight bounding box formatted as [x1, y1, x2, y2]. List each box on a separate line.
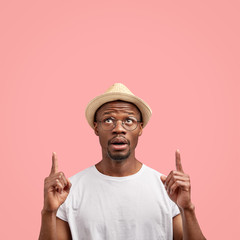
[109, 137, 129, 150]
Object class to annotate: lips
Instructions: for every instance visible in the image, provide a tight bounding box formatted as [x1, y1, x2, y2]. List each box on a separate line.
[110, 137, 128, 144]
[109, 137, 129, 151]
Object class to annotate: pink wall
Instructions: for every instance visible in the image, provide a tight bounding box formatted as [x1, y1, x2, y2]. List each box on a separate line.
[1, 1, 239, 239]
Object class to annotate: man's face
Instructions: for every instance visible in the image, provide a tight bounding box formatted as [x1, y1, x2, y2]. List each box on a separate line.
[94, 101, 143, 161]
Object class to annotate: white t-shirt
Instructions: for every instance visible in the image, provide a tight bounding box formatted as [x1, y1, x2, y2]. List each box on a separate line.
[57, 164, 180, 240]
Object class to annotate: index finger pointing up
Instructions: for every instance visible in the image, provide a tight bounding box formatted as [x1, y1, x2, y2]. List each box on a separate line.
[50, 152, 58, 175]
[175, 149, 184, 173]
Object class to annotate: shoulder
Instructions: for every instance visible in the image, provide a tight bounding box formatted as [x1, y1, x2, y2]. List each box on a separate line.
[142, 164, 165, 178]
[69, 165, 95, 184]
[140, 164, 166, 189]
[64, 166, 96, 203]
[143, 164, 181, 214]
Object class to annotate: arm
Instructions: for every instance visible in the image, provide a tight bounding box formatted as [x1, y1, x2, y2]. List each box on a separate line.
[173, 214, 183, 239]
[56, 217, 72, 240]
[179, 204, 206, 240]
[38, 153, 72, 240]
[39, 212, 72, 240]
[173, 206, 206, 240]
[161, 150, 206, 240]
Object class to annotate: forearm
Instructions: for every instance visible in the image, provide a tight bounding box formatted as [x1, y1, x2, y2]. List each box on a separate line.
[39, 210, 57, 240]
[180, 204, 206, 240]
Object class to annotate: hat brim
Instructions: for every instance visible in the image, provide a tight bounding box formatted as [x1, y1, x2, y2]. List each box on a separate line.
[85, 92, 152, 129]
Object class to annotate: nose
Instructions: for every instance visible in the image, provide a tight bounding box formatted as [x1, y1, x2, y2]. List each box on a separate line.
[112, 120, 126, 134]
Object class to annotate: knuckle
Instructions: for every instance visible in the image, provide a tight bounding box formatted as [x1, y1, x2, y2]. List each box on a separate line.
[186, 178, 190, 184]
[59, 172, 66, 180]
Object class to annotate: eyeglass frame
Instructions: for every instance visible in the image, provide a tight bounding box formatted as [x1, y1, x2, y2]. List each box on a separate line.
[96, 116, 142, 131]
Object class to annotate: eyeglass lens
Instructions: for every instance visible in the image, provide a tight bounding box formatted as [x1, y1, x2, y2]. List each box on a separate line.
[100, 117, 139, 131]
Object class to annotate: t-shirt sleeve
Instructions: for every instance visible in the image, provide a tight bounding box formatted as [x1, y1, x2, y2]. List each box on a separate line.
[56, 201, 68, 222]
[171, 200, 180, 217]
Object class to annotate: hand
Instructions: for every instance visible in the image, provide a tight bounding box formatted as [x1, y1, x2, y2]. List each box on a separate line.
[160, 150, 193, 210]
[42, 152, 72, 213]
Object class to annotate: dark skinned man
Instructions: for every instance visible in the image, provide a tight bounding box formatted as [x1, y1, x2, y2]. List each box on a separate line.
[39, 83, 206, 240]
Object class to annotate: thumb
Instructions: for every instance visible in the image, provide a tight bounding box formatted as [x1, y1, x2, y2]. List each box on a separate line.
[160, 175, 167, 184]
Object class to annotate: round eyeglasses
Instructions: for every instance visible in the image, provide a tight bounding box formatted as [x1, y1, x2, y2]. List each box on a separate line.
[97, 117, 141, 131]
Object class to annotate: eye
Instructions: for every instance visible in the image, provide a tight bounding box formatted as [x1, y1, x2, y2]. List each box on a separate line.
[125, 118, 134, 125]
[103, 117, 114, 124]
[126, 118, 133, 123]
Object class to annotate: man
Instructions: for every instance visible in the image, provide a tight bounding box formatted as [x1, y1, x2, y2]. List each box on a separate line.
[39, 83, 206, 240]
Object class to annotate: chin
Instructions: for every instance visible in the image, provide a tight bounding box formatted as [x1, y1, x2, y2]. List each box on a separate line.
[107, 150, 131, 161]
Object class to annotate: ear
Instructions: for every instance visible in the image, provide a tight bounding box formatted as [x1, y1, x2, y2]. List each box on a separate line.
[138, 122, 143, 136]
[94, 122, 99, 136]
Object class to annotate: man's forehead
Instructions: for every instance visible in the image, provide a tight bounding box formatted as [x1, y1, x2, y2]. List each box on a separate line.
[96, 101, 141, 116]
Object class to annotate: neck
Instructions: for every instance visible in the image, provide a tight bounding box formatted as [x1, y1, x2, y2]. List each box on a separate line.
[95, 155, 142, 177]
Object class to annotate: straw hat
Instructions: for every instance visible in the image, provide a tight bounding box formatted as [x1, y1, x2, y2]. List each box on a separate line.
[85, 83, 152, 129]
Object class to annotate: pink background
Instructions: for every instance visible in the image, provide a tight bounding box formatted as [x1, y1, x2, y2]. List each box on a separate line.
[1, 1, 239, 239]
